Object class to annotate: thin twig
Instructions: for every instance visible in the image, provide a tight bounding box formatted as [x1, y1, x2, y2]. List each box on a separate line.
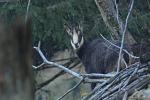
[57, 79, 84, 100]
[100, 34, 139, 59]
[32, 63, 45, 69]
[117, 0, 134, 72]
[25, 0, 31, 22]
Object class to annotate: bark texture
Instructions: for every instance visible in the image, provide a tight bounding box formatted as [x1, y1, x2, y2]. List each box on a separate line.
[0, 18, 34, 100]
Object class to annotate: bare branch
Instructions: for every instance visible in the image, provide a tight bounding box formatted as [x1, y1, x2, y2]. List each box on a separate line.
[100, 34, 139, 59]
[117, 0, 135, 72]
[81, 73, 115, 78]
[34, 42, 48, 63]
[25, 0, 31, 22]
[32, 63, 45, 69]
[57, 79, 84, 100]
[34, 42, 83, 80]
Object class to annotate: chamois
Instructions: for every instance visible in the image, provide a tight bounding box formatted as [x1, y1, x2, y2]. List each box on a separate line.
[65, 23, 131, 89]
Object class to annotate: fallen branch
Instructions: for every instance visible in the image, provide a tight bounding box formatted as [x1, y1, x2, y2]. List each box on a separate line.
[83, 62, 150, 100]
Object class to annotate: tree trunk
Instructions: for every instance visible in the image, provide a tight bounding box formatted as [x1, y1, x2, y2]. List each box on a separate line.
[95, 0, 136, 45]
[0, 18, 34, 100]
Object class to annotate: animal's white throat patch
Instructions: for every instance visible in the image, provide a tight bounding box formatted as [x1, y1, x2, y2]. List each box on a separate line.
[71, 40, 76, 50]
[72, 33, 79, 44]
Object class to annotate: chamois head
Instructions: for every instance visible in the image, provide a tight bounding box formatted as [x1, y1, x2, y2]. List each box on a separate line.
[65, 23, 84, 51]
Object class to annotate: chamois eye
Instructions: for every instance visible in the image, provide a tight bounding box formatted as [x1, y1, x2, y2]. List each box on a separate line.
[78, 33, 82, 42]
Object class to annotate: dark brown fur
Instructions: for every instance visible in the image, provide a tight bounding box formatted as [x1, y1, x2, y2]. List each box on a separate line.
[76, 38, 131, 89]
[131, 41, 150, 63]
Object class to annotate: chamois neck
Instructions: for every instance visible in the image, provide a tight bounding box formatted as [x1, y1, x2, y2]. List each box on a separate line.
[76, 40, 89, 59]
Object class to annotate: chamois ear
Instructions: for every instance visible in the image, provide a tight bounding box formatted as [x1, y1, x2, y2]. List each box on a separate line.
[64, 24, 72, 36]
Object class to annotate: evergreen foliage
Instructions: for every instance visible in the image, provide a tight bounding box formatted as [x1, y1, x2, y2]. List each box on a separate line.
[0, 0, 149, 57]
